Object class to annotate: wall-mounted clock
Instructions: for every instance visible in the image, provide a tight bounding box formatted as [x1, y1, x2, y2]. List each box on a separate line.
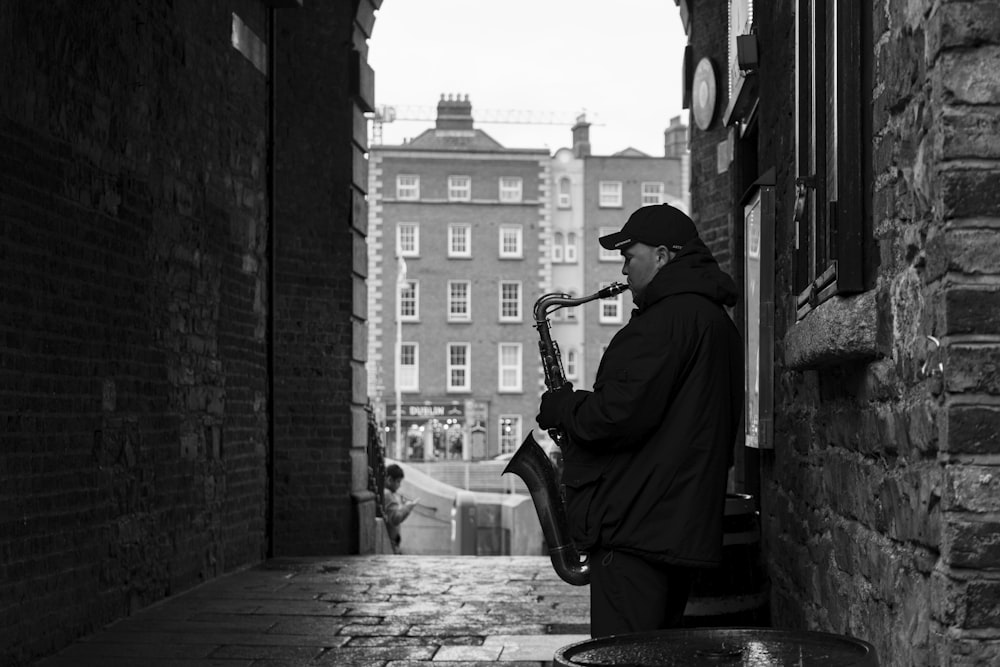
[692, 57, 717, 131]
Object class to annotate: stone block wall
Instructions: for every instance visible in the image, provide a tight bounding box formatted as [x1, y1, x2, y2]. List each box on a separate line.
[752, 2, 1000, 665]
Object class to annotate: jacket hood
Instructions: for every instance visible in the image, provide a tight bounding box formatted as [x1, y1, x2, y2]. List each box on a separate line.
[636, 238, 739, 310]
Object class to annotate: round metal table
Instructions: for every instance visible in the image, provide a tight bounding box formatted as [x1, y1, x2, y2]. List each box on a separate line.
[554, 627, 878, 666]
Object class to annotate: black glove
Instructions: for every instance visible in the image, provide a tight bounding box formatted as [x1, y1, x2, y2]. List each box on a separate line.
[536, 384, 574, 429]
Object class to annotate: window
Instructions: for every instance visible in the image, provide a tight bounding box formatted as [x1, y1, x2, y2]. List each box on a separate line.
[558, 177, 571, 208]
[498, 281, 522, 322]
[498, 343, 523, 392]
[599, 282, 623, 323]
[599, 226, 621, 261]
[499, 415, 522, 454]
[447, 343, 471, 392]
[448, 224, 471, 258]
[448, 175, 471, 201]
[397, 342, 418, 391]
[599, 181, 622, 208]
[641, 182, 666, 205]
[565, 232, 578, 263]
[563, 290, 578, 321]
[397, 223, 419, 257]
[396, 174, 419, 200]
[448, 281, 471, 322]
[399, 280, 419, 321]
[565, 348, 578, 380]
[499, 177, 523, 203]
[794, 0, 872, 318]
[499, 225, 523, 258]
[552, 232, 564, 263]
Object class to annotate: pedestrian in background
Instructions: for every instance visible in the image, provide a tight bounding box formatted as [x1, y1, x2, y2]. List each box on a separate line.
[383, 463, 419, 554]
[536, 203, 743, 637]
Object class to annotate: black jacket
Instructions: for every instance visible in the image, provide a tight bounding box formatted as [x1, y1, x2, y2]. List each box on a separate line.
[555, 238, 743, 567]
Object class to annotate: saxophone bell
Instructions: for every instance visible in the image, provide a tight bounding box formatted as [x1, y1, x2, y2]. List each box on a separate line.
[503, 432, 589, 586]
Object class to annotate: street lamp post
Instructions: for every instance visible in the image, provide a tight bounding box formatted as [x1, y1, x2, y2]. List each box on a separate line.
[395, 254, 406, 460]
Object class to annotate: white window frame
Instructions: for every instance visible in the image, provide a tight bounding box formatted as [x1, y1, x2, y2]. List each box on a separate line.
[558, 177, 572, 208]
[565, 348, 578, 380]
[448, 175, 471, 202]
[599, 282, 623, 324]
[499, 225, 523, 259]
[565, 232, 578, 263]
[641, 181, 666, 205]
[498, 281, 522, 322]
[499, 177, 523, 203]
[563, 290, 578, 321]
[397, 342, 419, 392]
[599, 181, 623, 208]
[399, 279, 419, 321]
[498, 343, 523, 392]
[552, 232, 564, 263]
[446, 342, 471, 393]
[397, 222, 420, 257]
[396, 174, 419, 200]
[448, 223, 471, 258]
[498, 414, 522, 454]
[599, 226, 621, 262]
[448, 280, 471, 322]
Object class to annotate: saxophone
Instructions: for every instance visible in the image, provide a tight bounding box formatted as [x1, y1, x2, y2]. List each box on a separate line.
[503, 282, 628, 586]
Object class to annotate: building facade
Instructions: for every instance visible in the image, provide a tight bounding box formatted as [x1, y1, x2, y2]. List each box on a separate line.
[681, 1, 1000, 664]
[368, 97, 688, 462]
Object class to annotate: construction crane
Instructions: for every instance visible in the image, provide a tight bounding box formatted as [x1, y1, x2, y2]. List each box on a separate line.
[369, 104, 602, 145]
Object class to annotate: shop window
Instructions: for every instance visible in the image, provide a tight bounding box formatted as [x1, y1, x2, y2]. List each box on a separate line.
[794, 0, 873, 319]
[499, 415, 522, 454]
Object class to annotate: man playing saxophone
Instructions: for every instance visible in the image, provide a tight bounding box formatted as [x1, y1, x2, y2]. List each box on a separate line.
[536, 203, 743, 638]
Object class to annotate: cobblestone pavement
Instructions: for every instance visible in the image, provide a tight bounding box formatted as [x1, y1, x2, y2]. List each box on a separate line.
[34, 556, 591, 667]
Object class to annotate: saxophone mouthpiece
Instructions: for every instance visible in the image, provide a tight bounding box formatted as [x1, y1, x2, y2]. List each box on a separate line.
[599, 282, 628, 298]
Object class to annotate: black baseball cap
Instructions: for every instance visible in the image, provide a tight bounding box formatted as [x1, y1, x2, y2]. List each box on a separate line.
[598, 204, 698, 252]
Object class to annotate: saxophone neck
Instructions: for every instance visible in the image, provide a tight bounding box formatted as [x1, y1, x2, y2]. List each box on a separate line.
[533, 282, 628, 321]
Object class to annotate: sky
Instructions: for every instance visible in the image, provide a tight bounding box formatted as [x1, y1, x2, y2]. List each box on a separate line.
[367, 0, 689, 157]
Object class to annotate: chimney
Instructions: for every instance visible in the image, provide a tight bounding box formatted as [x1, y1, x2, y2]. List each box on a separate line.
[436, 93, 474, 131]
[663, 115, 689, 158]
[572, 114, 591, 157]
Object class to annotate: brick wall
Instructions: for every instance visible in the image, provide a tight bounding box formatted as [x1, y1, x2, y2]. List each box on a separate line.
[0, 0, 376, 663]
[747, 2, 1000, 665]
[686, 0, 734, 276]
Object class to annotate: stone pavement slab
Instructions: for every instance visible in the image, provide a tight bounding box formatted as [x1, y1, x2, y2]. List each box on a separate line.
[33, 556, 590, 666]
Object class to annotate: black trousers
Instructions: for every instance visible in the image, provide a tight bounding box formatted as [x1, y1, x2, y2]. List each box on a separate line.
[589, 547, 693, 638]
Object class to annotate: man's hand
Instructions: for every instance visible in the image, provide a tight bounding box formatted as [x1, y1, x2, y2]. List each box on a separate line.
[536, 384, 574, 429]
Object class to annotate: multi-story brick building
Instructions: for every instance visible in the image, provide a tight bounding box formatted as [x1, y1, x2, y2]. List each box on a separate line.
[368, 96, 688, 461]
[367, 94, 551, 461]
